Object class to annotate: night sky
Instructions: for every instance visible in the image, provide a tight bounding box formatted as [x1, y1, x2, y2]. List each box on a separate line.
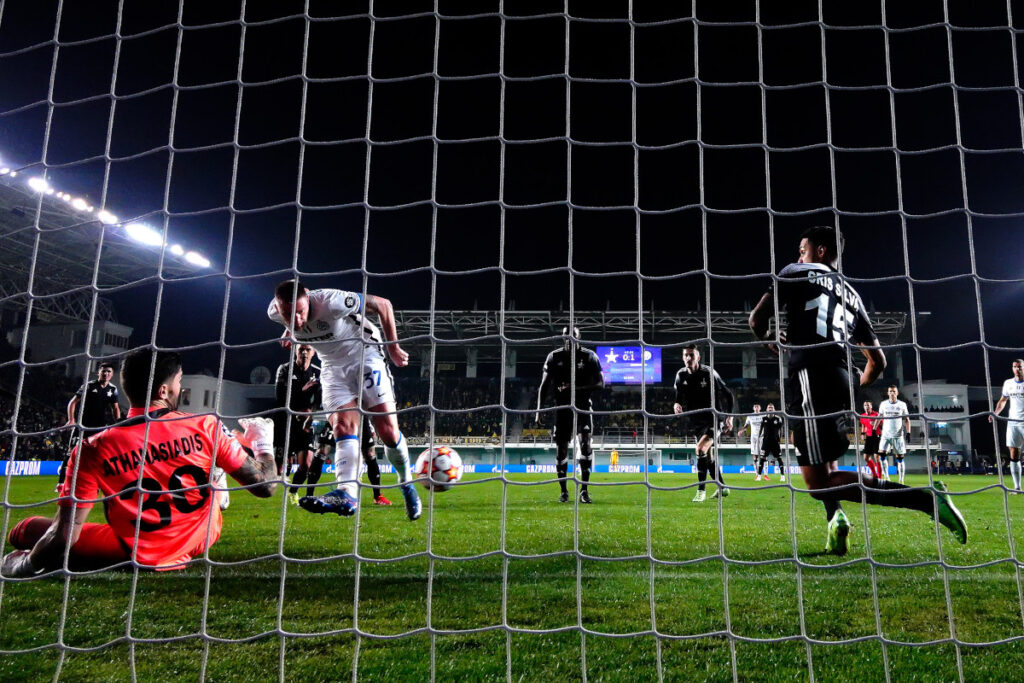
[1, 0, 1022, 387]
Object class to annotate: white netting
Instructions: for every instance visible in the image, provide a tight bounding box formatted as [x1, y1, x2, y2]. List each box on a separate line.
[2, 1, 1024, 680]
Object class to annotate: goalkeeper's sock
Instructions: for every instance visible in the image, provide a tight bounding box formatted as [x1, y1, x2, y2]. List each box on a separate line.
[291, 463, 308, 492]
[697, 456, 709, 492]
[333, 436, 361, 498]
[385, 433, 412, 485]
[364, 453, 382, 498]
[306, 459, 324, 498]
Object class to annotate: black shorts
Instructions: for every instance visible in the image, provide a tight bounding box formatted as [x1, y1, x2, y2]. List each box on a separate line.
[555, 408, 592, 444]
[863, 434, 880, 455]
[788, 365, 853, 467]
[762, 441, 782, 458]
[286, 419, 313, 456]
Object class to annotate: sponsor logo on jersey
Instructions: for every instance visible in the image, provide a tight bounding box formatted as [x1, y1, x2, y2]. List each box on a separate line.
[315, 320, 329, 331]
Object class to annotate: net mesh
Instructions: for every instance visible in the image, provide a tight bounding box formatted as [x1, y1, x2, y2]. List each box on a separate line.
[1, 1, 1024, 680]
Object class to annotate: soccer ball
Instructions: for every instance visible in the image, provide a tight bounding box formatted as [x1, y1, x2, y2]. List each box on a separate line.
[414, 446, 463, 492]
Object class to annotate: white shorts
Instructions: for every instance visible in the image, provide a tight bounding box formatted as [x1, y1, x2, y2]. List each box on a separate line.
[750, 439, 762, 457]
[1007, 422, 1024, 449]
[879, 436, 905, 456]
[321, 353, 395, 412]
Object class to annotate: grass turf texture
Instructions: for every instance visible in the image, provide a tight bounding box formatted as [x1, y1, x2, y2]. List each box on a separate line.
[2, 473, 1024, 681]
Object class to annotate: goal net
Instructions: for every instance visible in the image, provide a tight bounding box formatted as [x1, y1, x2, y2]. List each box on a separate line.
[1, 1, 1022, 681]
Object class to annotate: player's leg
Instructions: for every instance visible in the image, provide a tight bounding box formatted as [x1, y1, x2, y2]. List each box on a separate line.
[752, 441, 762, 481]
[306, 449, 327, 497]
[554, 409, 573, 502]
[290, 447, 312, 504]
[896, 439, 906, 484]
[577, 419, 594, 504]
[694, 432, 713, 500]
[366, 380, 420, 522]
[1010, 446, 1022, 492]
[299, 398, 361, 516]
[362, 419, 389, 505]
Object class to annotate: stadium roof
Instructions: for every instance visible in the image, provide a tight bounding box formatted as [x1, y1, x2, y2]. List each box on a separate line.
[0, 175, 203, 324]
[395, 310, 918, 346]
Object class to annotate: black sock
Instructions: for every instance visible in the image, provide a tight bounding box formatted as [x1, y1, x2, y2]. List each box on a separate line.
[557, 461, 569, 495]
[291, 463, 308, 493]
[822, 497, 842, 522]
[579, 459, 591, 492]
[364, 455, 382, 499]
[697, 456, 709, 491]
[306, 459, 324, 498]
[859, 479, 934, 514]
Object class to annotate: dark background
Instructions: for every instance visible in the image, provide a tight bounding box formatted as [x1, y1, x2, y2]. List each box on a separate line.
[1, 0, 1022, 393]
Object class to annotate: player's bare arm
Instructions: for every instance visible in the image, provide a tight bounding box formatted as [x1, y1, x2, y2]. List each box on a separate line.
[535, 367, 550, 423]
[364, 295, 408, 367]
[2, 505, 90, 577]
[990, 396, 1008, 423]
[65, 395, 79, 426]
[858, 340, 885, 386]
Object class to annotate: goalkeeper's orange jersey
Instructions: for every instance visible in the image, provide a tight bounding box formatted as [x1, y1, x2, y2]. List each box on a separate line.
[58, 406, 250, 569]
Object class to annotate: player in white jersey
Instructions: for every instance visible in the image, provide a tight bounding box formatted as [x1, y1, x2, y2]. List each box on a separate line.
[990, 359, 1024, 491]
[744, 404, 766, 481]
[874, 385, 911, 484]
[268, 280, 421, 520]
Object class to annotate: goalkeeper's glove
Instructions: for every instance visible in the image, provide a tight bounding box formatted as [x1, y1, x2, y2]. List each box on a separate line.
[238, 417, 275, 454]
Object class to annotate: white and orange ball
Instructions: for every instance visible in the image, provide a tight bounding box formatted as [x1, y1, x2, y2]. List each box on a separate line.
[414, 446, 464, 492]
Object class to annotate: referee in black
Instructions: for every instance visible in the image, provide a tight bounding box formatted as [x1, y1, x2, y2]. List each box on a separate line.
[275, 344, 321, 502]
[673, 345, 735, 502]
[535, 327, 605, 504]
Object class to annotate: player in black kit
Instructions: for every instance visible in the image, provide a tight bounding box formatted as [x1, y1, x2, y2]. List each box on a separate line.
[758, 403, 787, 482]
[276, 344, 322, 504]
[673, 345, 735, 502]
[58, 362, 122, 490]
[750, 226, 966, 555]
[535, 327, 605, 504]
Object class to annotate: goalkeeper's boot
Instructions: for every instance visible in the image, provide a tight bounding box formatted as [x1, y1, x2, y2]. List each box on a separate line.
[692, 489, 706, 503]
[824, 509, 851, 556]
[299, 488, 358, 517]
[710, 485, 729, 499]
[780, 475, 787, 483]
[933, 481, 968, 544]
[400, 483, 422, 521]
[580, 490, 593, 504]
[288, 491, 300, 506]
[374, 494, 393, 506]
[559, 491, 570, 503]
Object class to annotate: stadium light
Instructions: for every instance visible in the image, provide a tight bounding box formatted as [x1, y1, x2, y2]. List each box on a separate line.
[97, 209, 118, 225]
[71, 197, 88, 211]
[169, 244, 185, 256]
[27, 176, 50, 193]
[184, 251, 210, 268]
[125, 222, 164, 246]
[0, 167, 10, 175]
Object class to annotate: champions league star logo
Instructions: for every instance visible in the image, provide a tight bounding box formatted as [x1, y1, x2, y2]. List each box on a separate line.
[604, 349, 619, 364]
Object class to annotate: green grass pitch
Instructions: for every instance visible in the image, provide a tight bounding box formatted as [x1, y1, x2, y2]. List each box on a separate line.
[2, 473, 1024, 681]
